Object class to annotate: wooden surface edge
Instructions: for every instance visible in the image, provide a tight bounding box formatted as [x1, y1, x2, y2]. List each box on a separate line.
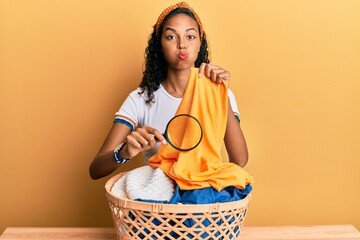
[1, 225, 360, 239]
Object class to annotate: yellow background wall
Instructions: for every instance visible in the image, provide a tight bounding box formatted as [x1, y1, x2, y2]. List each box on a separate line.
[1, 0, 359, 234]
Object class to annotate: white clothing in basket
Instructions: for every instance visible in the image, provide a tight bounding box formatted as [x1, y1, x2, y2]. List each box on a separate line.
[111, 166, 175, 202]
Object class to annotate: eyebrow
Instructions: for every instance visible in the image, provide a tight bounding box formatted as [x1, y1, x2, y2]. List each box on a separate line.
[163, 27, 198, 33]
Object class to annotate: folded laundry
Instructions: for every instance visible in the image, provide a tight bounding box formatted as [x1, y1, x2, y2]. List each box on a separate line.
[111, 166, 175, 202]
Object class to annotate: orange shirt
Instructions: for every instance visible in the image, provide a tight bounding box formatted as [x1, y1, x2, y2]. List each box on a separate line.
[148, 68, 253, 191]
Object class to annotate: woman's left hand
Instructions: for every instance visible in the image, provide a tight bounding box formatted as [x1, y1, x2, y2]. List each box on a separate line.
[198, 63, 231, 86]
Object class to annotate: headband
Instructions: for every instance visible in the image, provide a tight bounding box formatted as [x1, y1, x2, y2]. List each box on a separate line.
[155, 2, 204, 38]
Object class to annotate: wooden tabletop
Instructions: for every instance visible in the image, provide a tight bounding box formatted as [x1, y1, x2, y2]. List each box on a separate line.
[1, 225, 360, 239]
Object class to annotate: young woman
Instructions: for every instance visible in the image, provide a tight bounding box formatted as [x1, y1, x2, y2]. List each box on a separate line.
[89, 2, 248, 180]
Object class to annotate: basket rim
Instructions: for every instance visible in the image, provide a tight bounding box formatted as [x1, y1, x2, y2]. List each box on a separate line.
[105, 171, 251, 213]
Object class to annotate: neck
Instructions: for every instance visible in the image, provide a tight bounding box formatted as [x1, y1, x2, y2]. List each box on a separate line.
[162, 68, 192, 98]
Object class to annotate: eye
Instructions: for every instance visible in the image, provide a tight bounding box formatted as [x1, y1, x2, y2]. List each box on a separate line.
[187, 35, 196, 40]
[165, 35, 176, 40]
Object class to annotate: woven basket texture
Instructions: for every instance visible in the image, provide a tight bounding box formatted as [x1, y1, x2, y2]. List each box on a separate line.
[106, 172, 251, 240]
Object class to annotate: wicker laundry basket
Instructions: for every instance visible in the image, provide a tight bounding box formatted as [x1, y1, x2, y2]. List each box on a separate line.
[105, 172, 251, 240]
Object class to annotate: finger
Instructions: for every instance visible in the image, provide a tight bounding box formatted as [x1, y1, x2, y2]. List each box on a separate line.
[152, 129, 167, 145]
[210, 68, 226, 82]
[217, 71, 231, 81]
[142, 126, 166, 146]
[205, 64, 220, 79]
[143, 126, 166, 145]
[126, 134, 142, 149]
[205, 64, 212, 79]
[210, 69, 220, 82]
[216, 71, 231, 84]
[130, 129, 150, 148]
[198, 62, 207, 78]
[139, 127, 158, 147]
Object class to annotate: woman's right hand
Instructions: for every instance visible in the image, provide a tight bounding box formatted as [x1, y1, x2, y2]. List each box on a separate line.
[90, 124, 166, 180]
[122, 125, 167, 158]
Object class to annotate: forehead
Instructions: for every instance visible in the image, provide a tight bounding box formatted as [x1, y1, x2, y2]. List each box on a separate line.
[163, 13, 199, 29]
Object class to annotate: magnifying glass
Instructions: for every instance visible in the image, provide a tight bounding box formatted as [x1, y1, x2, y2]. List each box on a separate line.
[163, 114, 203, 151]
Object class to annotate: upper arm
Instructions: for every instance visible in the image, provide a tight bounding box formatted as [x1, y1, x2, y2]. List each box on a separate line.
[98, 89, 143, 154]
[97, 123, 131, 155]
[224, 96, 248, 167]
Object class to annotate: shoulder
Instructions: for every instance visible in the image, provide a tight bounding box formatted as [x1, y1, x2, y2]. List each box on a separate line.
[122, 88, 151, 108]
[127, 87, 165, 102]
[127, 88, 146, 101]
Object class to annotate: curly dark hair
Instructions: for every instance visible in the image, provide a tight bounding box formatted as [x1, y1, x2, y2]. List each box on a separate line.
[139, 8, 210, 104]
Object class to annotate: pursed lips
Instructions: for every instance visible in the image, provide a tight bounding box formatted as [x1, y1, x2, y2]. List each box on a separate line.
[178, 52, 188, 60]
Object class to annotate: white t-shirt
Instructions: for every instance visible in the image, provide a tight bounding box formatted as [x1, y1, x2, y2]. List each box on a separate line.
[115, 85, 240, 162]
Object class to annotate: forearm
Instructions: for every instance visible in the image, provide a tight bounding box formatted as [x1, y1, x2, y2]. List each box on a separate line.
[224, 101, 248, 167]
[89, 123, 131, 180]
[89, 151, 120, 180]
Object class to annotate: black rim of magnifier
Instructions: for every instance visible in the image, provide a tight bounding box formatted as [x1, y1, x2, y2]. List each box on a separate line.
[164, 114, 203, 151]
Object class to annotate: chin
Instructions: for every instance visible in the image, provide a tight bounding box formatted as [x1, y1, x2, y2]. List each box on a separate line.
[170, 62, 194, 71]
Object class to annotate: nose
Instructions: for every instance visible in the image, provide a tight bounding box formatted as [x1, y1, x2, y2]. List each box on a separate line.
[178, 39, 187, 49]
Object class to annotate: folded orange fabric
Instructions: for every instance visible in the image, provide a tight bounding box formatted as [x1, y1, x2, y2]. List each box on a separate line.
[148, 68, 253, 191]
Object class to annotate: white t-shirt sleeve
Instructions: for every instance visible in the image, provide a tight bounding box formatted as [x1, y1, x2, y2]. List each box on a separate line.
[228, 89, 241, 122]
[114, 89, 143, 131]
